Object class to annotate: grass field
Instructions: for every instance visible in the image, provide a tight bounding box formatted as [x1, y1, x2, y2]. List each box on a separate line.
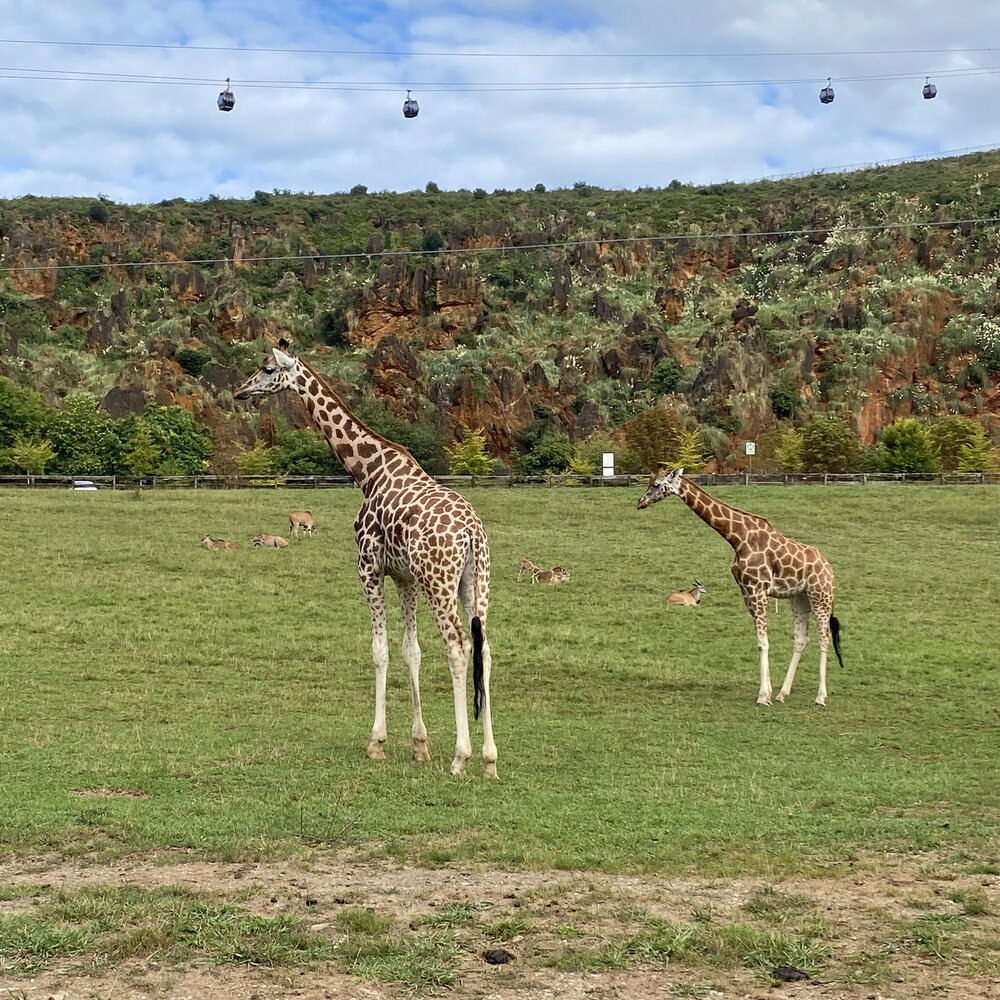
[1, 482, 997, 876]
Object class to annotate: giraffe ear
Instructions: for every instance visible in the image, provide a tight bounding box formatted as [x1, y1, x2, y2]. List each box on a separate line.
[273, 347, 295, 369]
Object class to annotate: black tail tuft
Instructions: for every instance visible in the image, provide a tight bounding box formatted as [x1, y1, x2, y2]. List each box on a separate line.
[830, 615, 844, 667]
[471, 616, 484, 720]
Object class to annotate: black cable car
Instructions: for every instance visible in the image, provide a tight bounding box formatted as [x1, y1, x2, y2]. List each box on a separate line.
[402, 89, 419, 119]
[922, 77, 937, 100]
[819, 78, 834, 105]
[218, 78, 235, 112]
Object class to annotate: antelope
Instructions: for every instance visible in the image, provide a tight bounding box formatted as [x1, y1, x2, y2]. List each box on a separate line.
[253, 532, 289, 549]
[289, 510, 316, 537]
[202, 535, 237, 551]
[667, 580, 707, 606]
[534, 566, 570, 585]
[517, 557, 541, 582]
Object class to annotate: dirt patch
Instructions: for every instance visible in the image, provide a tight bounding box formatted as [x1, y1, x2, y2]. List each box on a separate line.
[72, 788, 151, 800]
[0, 852, 997, 999]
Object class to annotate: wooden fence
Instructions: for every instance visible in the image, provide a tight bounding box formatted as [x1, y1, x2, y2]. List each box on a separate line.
[1, 472, 998, 491]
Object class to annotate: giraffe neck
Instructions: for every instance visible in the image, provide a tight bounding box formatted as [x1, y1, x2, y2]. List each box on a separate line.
[291, 360, 427, 495]
[676, 477, 769, 552]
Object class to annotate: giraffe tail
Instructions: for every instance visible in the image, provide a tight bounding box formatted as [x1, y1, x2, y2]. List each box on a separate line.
[830, 615, 844, 667]
[471, 616, 484, 720]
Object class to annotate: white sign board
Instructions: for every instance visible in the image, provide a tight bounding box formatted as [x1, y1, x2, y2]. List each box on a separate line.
[602, 452, 615, 477]
[745, 442, 756, 455]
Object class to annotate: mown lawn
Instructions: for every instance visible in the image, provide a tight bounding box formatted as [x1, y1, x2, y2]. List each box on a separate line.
[0, 484, 997, 874]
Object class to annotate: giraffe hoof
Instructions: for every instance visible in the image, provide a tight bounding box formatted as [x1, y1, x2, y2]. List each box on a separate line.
[412, 742, 431, 762]
[366, 743, 386, 760]
[483, 761, 498, 779]
[756, 698, 772, 707]
[449, 758, 469, 776]
[775, 693, 786, 703]
[814, 699, 826, 708]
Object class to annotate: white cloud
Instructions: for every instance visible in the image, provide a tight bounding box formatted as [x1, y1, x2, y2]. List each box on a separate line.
[0, 0, 997, 202]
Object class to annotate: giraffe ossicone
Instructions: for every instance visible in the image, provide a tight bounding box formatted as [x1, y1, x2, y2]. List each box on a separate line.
[235, 342, 498, 777]
[638, 467, 842, 706]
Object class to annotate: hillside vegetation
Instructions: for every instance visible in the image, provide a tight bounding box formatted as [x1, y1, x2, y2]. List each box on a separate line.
[1, 152, 1000, 476]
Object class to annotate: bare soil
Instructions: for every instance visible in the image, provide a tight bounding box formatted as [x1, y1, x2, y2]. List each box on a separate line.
[1, 852, 998, 1000]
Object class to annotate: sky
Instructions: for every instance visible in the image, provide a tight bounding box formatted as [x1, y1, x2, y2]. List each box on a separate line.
[1, 0, 998, 204]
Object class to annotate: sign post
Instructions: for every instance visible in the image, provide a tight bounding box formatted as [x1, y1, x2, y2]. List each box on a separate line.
[602, 452, 615, 478]
[745, 441, 755, 478]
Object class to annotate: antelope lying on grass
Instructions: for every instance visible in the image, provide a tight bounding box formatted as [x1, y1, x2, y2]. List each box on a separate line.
[289, 510, 316, 537]
[517, 557, 541, 582]
[202, 535, 237, 551]
[534, 566, 570, 585]
[253, 532, 289, 549]
[667, 580, 707, 606]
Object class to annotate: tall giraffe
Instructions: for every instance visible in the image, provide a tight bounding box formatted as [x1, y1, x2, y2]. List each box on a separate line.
[234, 342, 498, 777]
[637, 467, 842, 706]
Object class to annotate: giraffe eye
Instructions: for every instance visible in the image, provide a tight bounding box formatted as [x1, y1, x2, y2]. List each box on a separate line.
[263, 365, 275, 375]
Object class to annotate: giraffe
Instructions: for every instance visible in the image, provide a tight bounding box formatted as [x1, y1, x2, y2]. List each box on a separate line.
[234, 341, 498, 777]
[637, 467, 842, 706]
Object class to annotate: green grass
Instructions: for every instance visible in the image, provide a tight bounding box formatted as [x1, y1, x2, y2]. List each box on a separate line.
[0, 484, 998, 873]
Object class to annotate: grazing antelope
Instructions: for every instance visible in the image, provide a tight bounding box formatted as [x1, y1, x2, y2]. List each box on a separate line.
[289, 510, 316, 537]
[667, 580, 707, 606]
[202, 535, 237, 551]
[253, 532, 289, 549]
[534, 566, 570, 585]
[517, 557, 541, 582]
[638, 467, 843, 706]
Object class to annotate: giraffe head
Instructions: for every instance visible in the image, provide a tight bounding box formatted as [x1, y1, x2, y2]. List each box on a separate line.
[636, 466, 684, 510]
[234, 341, 299, 399]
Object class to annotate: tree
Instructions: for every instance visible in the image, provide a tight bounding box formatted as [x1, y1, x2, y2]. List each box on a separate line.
[513, 428, 573, 475]
[649, 357, 681, 395]
[957, 423, 998, 472]
[625, 407, 685, 473]
[124, 419, 162, 477]
[879, 418, 940, 474]
[775, 428, 803, 472]
[237, 440, 275, 475]
[446, 428, 492, 475]
[176, 347, 212, 377]
[9, 436, 54, 474]
[799, 417, 860, 473]
[927, 416, 981, 472]
[47, 392, 109, 474]
[271, 428, 343, 475]
[675, 427, 705, 472]
[0, 377, 51, 451]
[142, 406, 213, 474]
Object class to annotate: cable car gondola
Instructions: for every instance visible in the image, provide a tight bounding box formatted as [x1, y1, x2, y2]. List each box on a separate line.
[402, 89, 419, 119]
[218, 78, 235, 112]
[819, 78, 835, 105]
[922, 77, 937, 100]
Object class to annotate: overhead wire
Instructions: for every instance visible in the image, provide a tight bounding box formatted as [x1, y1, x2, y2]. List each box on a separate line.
[2, 216, 997, 276]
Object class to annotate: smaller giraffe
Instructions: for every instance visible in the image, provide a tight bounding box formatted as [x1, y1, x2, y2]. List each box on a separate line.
[638, 467, 842, 706]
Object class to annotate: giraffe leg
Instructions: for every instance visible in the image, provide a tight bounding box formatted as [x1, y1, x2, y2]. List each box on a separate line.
[459, 578, 498, 779]
[426, 598, 473, 776]
[358, 554, 389, 760]
[743, 589, 772, 705]
[396, 580, 430, 762]
[776, 594, 811, 703]
[815, 611, 832, 707]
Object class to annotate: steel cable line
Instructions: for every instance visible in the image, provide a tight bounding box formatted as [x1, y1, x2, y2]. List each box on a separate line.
[2, 216, 998, 275]
[0, 61, 994, 92]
